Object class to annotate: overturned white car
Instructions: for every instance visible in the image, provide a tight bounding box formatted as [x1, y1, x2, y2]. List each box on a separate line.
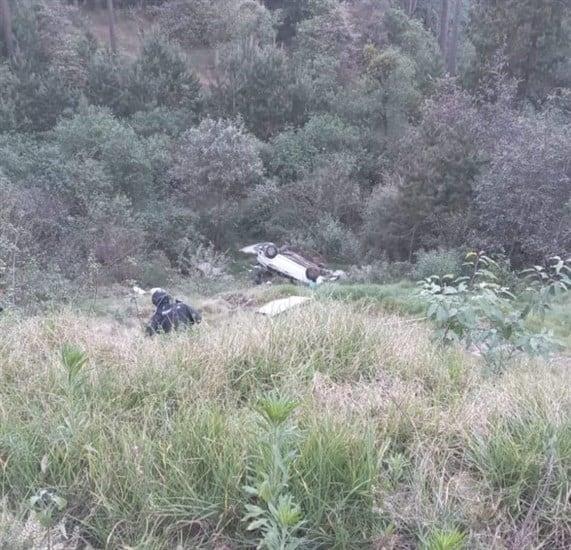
[241, 242, 345, 286]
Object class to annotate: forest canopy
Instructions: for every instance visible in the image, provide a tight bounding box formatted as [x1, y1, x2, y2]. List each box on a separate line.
[0, 0, 569, 303]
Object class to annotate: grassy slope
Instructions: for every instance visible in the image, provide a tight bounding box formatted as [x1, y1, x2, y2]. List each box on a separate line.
[0, 288, 569, 549]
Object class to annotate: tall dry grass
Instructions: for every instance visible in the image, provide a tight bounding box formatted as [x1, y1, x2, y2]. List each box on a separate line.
[0, 302, 569, 548]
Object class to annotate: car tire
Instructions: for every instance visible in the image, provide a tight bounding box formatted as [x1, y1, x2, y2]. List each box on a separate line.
[264, 245, 278, 259]
[306, 267, 321, 282]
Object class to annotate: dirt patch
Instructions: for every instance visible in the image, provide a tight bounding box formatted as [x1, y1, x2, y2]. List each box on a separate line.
[197, 292, 258, 325]
[219, 292, 257, 309]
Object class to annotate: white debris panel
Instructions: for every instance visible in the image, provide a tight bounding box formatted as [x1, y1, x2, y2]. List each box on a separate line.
[257, 296, 312, 317]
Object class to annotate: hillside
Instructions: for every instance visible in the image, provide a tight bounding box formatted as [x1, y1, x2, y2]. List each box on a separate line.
[1, 285, 569, 548]
[0, 1, 570, 548]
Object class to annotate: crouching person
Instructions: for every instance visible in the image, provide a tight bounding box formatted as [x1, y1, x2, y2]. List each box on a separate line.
[146, 288, 202, 336]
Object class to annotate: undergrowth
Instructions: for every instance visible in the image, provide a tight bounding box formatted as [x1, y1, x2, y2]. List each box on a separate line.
[0, 301, 569, 548]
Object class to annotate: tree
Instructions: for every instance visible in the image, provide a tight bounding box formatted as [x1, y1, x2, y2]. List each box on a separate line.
[384, 8, 442, 88]
[363, 44, 421, 136]
[262, 0, 335, 42]
[156, 0, 275, 49]
[266, 114, 360, 183]
[405, 0, 418, 17]
[171, 118, 264, 247]
[438, 0, 449, 60]
[447, 0, 462, 74]
[466, 0, 570, 101]
[0, 1, 88, 131]
[106, 0, 117, 52]
[474, 112, 571, 263]
[210, 43, 307, 139]
[293, 3, 357, 84]
[362, 181, 408, 260]
[0, 0, 14, 57]
[364, 82, 485, 259]
[53, 106, 156, 205]
[127, 33, 202, 114]
[86, 34, 202, 120]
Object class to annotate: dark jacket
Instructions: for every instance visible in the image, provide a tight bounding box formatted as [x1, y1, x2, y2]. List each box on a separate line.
[146, 291, 201, 336]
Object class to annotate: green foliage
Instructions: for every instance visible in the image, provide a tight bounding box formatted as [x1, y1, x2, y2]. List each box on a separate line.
[466, 0, 571, 100]
[474, 111, 570, 263]
[0, 0, 570, 298]
[419, 252, 561, 371]
[61, 344, 88, 388]
[53, 106, 155, 203]
[86, 35, 202, 120]
[0, 303, 568, 546]
[1, 0, 87, 131]
[469, 414, 570, 521]
[84, 50, 129, 115]
[171, 118, 264, 247]
[127, 33, 202, 115]
[384, 8, 442, 88]
[423, 529, 466, 550]
[244, 395, 305, 549]
[270, 0, 336, 42]
[521, 256, 571, 319]
[210, 43, 307, 139]
[156, 0, 276, 49]
[300, 214, 362, 263]
[413, 248, 465, 280]
[363, 44, 421, 135]
[317, 282, 425, 316]
[266, 114, 360, 183]
[256, 395, 299, 427]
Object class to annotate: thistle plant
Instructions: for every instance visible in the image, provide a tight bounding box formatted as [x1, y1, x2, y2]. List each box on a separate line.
[243, 394, 305, 549]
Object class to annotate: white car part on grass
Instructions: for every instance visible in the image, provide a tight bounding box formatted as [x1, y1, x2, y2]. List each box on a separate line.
[257, 296, 312, 317]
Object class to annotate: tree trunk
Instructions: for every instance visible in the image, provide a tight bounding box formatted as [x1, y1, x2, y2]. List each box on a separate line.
[106, 0, 117, 53]
[447, 0, 461, 74]
[407, 0, 418, 17]
[439, 0, 450, 63]
[520, 6, 542, 99]
[0, 0, 14, 58]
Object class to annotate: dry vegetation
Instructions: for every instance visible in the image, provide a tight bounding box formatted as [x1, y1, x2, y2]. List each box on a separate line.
[0, 296, 569, 548]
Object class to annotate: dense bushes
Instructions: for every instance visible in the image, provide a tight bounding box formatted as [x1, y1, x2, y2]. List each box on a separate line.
[171, 118, 264, 248]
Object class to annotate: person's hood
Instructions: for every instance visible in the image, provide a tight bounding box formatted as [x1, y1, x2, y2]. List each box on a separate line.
[151, 289, 171, 308]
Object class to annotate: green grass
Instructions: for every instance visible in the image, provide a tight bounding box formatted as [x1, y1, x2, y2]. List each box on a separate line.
[527, 292, 571, 351]
[316, 281, 427, 316]
[0, 296, 569, 548]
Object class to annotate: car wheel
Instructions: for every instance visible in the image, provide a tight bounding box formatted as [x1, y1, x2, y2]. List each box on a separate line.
[306, 267, 321, 282]
[264, 244, 278, 259]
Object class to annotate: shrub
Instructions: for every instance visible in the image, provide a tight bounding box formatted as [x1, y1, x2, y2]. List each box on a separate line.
[85, 50, 130, 116]
[293, 215, 362, 264]
[127, 33, 202, 116]
[348, 259, 414, 285]
[53, 106, 155, 202]
[265, 114, 360, 183]
[473, 111, 571, 264]
[156, 0, 236, 48]
[419, 252, 561, 372]
[171, 118, 264, 247]
[413, 248, 464, 280]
